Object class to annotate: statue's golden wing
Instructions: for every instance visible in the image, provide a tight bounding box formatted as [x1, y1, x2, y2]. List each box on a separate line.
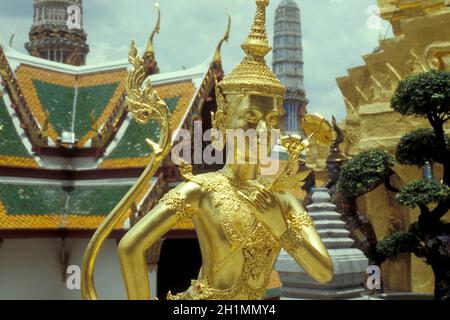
[302, 113, 335, 147]
[270, 170, 311, 193]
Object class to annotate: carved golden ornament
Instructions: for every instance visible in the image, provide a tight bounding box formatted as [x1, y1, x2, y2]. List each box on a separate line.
[210, 76, 228, 150]
[301, 113, 335, 147]
[167, 279, 213, 300]
[290, 211, 315, 230]
[425, 42, 450, 71]
[217, 0, 285, 99]
[270, 169, 311, 193]
[268, 134, 310, 192]
[281, 134, 308, 155]
[126, 41, 170, 135]
[268, 114, 333, 193]
[280, 227, 304, 253]
[177, 160, 194, 181]
[187, 172, 261, 248]
[159, 189, 196, 221]
[280, 211, 314, 254]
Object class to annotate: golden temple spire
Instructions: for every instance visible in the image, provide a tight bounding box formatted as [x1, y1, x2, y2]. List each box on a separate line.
[213, 12, 231, 69]
[144, 2, 161, 60]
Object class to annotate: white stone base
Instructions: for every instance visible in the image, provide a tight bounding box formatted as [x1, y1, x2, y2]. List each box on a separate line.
[275, 188, 369, 300]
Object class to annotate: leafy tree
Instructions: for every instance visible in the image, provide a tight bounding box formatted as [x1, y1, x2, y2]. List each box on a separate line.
[338, 150, 395, 198]
[395, 128, 450, 166]
[337, 70, 450, 300]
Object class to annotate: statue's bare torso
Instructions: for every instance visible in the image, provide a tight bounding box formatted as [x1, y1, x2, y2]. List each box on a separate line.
[167, 172, 282, 300]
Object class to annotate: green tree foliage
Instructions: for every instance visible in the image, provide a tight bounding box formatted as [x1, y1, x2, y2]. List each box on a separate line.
[395, 179, 450, 209]
[376, 224, 421, 258]
[396, 128, 450, 166]
[377, 222, 450, 261]
[337, 70, 450, 300]
[391, 70, 450, 120]
[337, 149, 394, 198]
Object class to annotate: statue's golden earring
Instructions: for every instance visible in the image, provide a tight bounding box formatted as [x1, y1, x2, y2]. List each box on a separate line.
[211, 76, 227, 150]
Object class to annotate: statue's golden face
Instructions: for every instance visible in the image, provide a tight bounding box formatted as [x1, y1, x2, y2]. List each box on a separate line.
[225, 95, 281, 163]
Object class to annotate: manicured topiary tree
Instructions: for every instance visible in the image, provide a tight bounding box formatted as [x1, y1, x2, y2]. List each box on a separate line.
[337, 70, 450, 300]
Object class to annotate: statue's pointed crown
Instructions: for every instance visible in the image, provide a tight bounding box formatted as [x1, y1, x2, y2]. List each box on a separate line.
[218, 0, 285, 99]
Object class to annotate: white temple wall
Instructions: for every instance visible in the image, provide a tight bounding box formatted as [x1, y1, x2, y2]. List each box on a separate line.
[0, 238, 126, 300]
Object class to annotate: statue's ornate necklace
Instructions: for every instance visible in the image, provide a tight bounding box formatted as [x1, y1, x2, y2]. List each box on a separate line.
[218, 170, 261, 189]
[190, 171, 264, 248]
[216, 172, 259, 248]
[176, 171, 281, 300]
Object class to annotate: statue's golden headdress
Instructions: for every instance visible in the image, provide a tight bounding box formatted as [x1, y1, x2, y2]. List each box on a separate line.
[217, 0, 285, 100]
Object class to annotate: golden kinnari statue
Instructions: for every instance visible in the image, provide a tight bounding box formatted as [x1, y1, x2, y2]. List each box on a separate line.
[81, 0, 333, 300]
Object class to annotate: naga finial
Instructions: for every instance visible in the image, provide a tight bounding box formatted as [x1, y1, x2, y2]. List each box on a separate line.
[144, 2, 161, 60]
[212, 12, 231, 69]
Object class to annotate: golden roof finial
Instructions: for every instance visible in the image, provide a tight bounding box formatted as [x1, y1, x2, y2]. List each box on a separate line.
[213, 12, 231, 68]
[218, 0, 284, 99]
[144, 2, 161, 60]
[9, 34, 14, 47]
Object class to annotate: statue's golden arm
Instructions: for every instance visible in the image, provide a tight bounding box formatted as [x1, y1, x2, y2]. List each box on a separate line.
[118, 182, 200, 300]
[279, 193, 334, 283]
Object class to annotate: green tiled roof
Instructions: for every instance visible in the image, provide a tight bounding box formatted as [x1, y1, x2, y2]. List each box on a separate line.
[0, 184, 66, 215]
[0, 183, 131, 216]
[33, 80, 74, 136]
[68, 185, 131, 216]
[33, 80, 118, 139]
[105, 97, 180, 159]
[74, 83, 118, 140]
[0, 96, 33, 158]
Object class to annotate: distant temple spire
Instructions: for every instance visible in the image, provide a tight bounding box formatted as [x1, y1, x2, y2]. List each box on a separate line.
[25, 0, 89, 66]
[272, 0, 307, 134]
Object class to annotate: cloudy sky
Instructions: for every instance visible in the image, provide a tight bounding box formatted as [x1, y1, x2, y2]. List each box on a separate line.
[0, 0, 391, 121]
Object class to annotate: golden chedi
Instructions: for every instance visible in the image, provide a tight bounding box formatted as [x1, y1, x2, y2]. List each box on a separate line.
[81, 0, 333, 300]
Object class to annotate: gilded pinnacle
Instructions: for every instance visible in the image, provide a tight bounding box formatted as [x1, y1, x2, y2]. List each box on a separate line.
[241, 0, 271, 59]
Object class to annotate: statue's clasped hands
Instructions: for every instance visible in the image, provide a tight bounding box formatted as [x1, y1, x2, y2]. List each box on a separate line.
[238, 187, 288, 239]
